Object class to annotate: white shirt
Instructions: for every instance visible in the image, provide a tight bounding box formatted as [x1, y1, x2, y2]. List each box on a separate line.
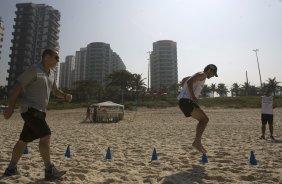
[177, 73, 206, 100]
[17, 63, 56, 112]
[261, 95, 273, 114]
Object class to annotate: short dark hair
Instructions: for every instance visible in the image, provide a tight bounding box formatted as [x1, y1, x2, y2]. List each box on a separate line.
[42, 49, 58, 58]
[204, 64, 218, 77]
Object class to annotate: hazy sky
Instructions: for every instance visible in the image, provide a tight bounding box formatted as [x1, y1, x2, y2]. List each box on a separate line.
[0, 0, 281, 89]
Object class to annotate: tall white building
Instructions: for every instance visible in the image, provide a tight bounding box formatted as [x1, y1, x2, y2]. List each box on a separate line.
[150, 40, 178, 90]
[59, 42, 126, 89]
[74, 47, 87, 82]
[0, 17, 4, 61]
[59, 62, 66, 89]
[86, 42, 112, 86]
[112, 52, 126, 71]
[59, 55, 75, 89]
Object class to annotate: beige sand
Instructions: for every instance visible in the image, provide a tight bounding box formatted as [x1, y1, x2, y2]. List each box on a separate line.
[0, 107, 282, 184]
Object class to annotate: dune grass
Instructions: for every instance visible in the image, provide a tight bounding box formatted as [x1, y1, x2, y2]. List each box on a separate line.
[1, 96, 281, 110]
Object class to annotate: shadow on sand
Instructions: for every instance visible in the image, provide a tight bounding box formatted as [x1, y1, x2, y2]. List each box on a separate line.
[271, 138, 282, 144]
[162, 164, 206, 184]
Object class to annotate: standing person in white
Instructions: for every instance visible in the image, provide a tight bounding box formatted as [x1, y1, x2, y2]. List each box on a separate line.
[178, 64, 218, 154]
[260, 88, 277, 140]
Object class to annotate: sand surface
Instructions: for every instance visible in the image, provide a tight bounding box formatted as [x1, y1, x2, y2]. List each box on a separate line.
[0, 107, 282, 184]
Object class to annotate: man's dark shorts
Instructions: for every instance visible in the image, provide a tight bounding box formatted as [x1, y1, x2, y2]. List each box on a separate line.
[178, 98, 199, 117]
[20, 107, 51, 142]
[261, 114, 273, 125]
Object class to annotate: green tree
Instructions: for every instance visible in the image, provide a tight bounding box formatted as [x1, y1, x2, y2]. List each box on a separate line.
[216, 83, 229, 97]
[73, 80, 103, 100]
[106, 70, 133, 104]
[266, 77, 280, 96]
[131, 73, 147, 103]
[131, 74, 146, 92]
[230, 83, 240, 97]
[201, 84, 211, 97]
[240, 82, 250, 96]
[210, 83, 216, 97]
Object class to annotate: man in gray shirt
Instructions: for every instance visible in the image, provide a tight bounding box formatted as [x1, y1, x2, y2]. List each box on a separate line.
[3, 49, 72, 180]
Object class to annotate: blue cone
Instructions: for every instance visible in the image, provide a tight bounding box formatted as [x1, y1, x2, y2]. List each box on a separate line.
[65, 145, 71, 159]
[23, 146, 29, 155]
[250, 150, 257, 165]
[106, 147, 112, 160]
[151, 148, 158, 161]
[202, 153, 208, 164]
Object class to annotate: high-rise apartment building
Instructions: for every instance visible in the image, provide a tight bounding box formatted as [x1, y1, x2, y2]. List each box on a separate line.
[6, 3, 60, 90]
[59, 42, 126, 89]
[0, 17, 4, 61]
[150, 40, 178, 90]
[112, 52, 126, 71]
[59, 55, 75, 89]
[85, 42, 112, 86]
[85, 42, 126, 85]
[59, 62, 66, 89]
[74, 47, 87, 82]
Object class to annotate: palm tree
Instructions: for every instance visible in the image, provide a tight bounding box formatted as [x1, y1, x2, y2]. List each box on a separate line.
[106, 70, 133, 104]
[231, 83, 240, 97]
[240, 82, 250, 96]
[131, 74, 146, 92]
[131, 74, 147, 103]
[216, 83, 229, 97]
[210, 83, 216, 97]
[201, 85, 211, 97]
[248, 85, 260, 96]
[73, 80, 103, 100]
[266, 77, 280, 96]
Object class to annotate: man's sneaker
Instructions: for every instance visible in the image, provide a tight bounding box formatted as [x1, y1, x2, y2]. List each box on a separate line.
[45, 164, 66, 181]
[270, 135, 275, 140]
[3, 167, 20, 177]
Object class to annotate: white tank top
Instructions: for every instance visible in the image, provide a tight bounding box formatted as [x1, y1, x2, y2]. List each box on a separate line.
[261, 96, 273, 114]
[177, 73, 206, 100]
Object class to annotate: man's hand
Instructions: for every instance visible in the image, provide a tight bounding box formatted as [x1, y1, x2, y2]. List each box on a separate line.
[3, 106, 14, 120]
[65, 94, 72, 103]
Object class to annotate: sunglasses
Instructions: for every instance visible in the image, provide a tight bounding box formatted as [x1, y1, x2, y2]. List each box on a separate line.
[54, 55, 59, 60]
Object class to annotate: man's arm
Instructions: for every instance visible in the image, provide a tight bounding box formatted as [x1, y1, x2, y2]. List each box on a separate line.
[52, 88, 72, 103]
[3, 82, 23, 119]
[51, 81, 72, 102]
[273, 98, 277, 109]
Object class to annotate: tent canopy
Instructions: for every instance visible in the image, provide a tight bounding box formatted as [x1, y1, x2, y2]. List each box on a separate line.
[90, 101, 124, 109]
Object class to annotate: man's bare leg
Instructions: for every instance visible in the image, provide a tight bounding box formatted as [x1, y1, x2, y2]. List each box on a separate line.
[39, 135, 51, 167]
[8, 140, 27, 168]
[269, 124, 273, 136]
[261, 124, 266, 139]
[191, 108, 209, 153]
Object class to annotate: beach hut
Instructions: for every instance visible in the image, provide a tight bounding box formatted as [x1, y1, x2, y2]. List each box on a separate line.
[89, 101, 124, 122]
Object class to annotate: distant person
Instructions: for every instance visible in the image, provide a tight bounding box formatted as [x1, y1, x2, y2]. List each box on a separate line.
[259, 88, 277, 140]
[85, 106, 91, 122]
[3, 49, 72, 180]
[178, 64, 218, 154]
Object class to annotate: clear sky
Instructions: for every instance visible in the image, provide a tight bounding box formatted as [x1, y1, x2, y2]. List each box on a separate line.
[0, 0, 281, 89]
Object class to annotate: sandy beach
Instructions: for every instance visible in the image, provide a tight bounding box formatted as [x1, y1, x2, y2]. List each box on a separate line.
[0, 107, 282, 184]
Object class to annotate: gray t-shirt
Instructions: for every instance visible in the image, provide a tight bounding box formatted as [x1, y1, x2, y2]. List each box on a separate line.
[17, 63, 57, 112]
